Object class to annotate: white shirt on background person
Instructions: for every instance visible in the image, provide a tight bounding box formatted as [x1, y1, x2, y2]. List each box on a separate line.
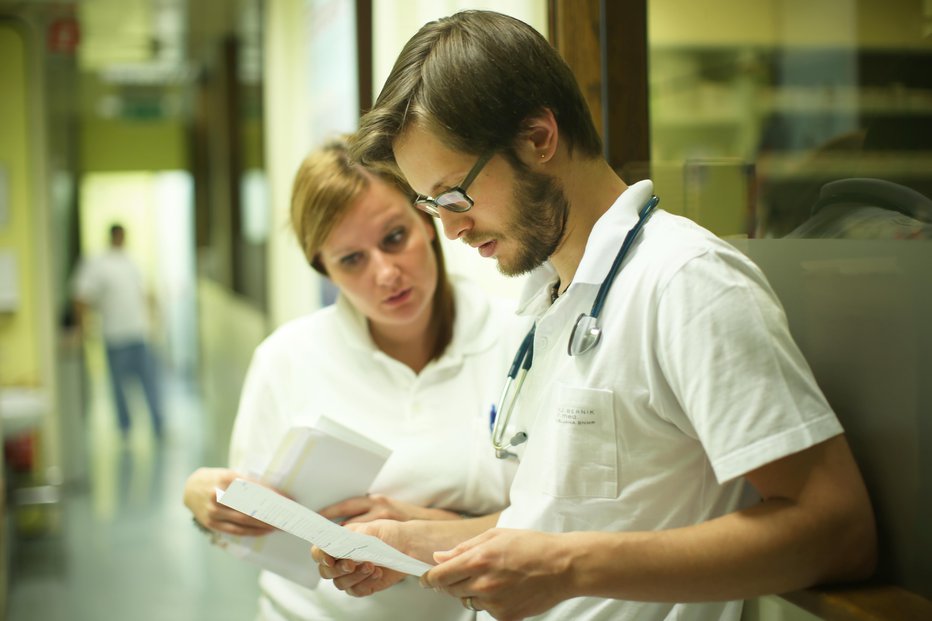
[72, 249, 150, 344]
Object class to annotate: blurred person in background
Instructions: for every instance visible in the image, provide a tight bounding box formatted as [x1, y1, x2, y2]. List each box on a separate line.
[72, 223, 163, 441]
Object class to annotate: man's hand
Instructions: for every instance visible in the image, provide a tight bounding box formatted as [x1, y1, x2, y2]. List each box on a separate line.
[421, 529, 574, 621]
[183, 467, 276, 537]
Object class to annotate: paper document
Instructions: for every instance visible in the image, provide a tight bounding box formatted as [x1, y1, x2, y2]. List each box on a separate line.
[219, 478, 432, 576]
[217, 419, 392, 588]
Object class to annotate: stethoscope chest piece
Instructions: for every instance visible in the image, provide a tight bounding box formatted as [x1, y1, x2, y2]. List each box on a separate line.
[568, 313, 602, 356]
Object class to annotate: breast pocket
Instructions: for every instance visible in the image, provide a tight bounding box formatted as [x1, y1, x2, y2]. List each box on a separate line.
[539, 383, 618, 498]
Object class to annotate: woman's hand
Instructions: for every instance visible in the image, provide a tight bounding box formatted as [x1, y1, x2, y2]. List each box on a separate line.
[183, 467, 276, 536]
[311, 514, 502, 599]
[318, 494, 461, 524]
[311, 520, 410, 596]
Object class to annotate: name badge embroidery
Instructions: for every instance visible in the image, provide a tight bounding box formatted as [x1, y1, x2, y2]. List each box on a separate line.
[556, 406, 597, 426]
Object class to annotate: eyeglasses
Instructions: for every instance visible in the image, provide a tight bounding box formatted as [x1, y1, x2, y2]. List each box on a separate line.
[413, 152, 493, 217]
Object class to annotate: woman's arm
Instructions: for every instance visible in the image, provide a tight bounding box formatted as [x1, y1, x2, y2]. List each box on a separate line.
[317, 494, 467, 524]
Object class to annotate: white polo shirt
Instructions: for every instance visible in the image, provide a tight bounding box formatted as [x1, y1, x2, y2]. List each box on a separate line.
[230, 277, 524, 621]
[72, 250, 150, 344]
[492, 180, 843, 621]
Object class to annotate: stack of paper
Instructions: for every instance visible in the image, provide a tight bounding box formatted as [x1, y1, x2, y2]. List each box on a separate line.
[216, 417, 393, 587]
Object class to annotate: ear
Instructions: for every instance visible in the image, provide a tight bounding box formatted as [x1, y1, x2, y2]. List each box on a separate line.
[416, 210, 437, 241]
[514, 108, 559, 166]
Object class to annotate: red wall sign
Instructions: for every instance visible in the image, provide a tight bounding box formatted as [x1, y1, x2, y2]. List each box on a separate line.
[48, 17, 80, 54]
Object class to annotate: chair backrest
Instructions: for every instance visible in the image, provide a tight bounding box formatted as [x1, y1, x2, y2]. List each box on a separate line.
[811, 178, 932, 221]
[732, 238, 932, 598]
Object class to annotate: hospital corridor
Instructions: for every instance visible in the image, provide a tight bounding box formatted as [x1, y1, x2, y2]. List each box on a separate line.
[2, 1, 931, 620]
[5, 368, 260, 621]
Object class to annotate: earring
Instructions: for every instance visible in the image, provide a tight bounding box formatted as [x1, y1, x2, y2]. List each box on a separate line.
[540, 153, 546, 159]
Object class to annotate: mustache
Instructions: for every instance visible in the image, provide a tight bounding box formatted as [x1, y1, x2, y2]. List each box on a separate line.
[462, 231, 496, 247]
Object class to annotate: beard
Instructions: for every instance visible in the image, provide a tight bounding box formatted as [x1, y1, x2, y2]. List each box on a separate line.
[495, 159, 570, 276]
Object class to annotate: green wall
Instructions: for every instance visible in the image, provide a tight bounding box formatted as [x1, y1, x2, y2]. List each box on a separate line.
[0, 22, 40, 385]
[80, 116, 188, 172]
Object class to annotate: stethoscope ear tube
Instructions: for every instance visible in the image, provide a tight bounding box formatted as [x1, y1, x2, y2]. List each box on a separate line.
[506, 327, 535, 377]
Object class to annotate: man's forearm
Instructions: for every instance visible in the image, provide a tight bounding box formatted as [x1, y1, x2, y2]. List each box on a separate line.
[565, 439, 875, 603]
[565, 500, 865, 602]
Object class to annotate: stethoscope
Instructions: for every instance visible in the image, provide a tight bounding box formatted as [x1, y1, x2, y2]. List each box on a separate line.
[490, 195, 660, 459]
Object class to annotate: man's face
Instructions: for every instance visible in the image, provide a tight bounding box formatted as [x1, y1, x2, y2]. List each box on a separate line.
[393, 122, 568, 276]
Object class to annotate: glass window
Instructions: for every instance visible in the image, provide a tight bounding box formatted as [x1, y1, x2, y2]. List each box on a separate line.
[647, 0, 932, 240]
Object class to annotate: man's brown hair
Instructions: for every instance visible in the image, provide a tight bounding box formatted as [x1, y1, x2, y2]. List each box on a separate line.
[350, 10, 601, 169]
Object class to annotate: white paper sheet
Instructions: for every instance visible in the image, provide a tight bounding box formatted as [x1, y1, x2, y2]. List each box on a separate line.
[218, 478, 432, 576]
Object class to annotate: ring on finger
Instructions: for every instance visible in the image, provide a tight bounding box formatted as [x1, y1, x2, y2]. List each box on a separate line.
[462, 596, 479, 611]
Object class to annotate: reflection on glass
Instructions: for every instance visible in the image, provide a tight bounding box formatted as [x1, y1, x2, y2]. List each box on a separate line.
[785, 177, 932, 239]
[647, 0, 932, 239]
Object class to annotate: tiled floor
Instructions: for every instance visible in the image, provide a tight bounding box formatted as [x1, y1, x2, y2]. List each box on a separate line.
[5, 365, 261, 621]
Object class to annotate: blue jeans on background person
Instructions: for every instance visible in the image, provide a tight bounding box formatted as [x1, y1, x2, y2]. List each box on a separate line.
[105, 340, 163, 439]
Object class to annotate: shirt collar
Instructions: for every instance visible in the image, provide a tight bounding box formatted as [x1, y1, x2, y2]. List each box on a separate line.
[333, 276, 498, 361]
[574, 179, 654, 285]
[515, 261, 558, 317]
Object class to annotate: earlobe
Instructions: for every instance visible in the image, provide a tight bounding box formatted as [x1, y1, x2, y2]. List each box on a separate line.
[517, 108, 558, 165]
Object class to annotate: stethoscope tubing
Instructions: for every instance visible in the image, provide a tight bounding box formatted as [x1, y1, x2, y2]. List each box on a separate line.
[491, 194, 659, 458]
[491, 326, 535, 454]
[590, 195, 660, 319]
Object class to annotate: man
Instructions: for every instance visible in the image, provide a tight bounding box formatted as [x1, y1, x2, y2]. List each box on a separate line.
[73, 224, 163, 440]
[314, 11, 876, 621]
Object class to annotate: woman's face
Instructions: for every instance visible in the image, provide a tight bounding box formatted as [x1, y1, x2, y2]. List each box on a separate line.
[318, 174, 439, 338]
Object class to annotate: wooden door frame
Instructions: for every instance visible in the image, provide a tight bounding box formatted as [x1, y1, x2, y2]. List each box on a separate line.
[549, 0, 649, 176]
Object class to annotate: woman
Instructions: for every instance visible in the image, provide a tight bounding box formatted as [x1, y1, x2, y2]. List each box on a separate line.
[183, 137, 520, 620]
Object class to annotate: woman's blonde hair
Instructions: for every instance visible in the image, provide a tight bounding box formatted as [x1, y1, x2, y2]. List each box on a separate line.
[290, 136, 455, 360]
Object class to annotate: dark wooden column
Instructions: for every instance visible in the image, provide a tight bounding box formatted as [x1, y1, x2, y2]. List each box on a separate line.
[549, 0, 650, 176]
[550, 0, 604, 136]
[356, 0, 373, 114]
